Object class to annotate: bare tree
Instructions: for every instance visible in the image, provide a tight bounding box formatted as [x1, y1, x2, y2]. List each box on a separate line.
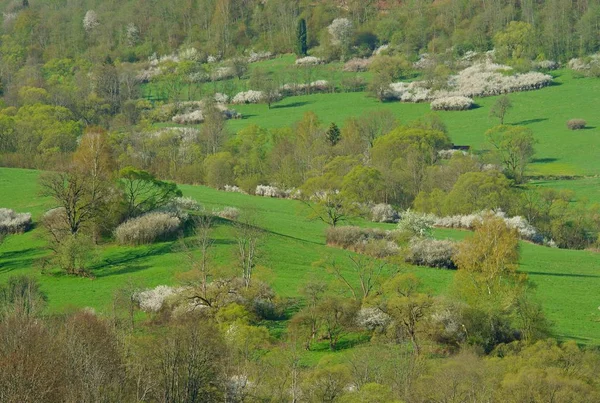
[234, 213, 262, 289]
[179, 214, 215, 306]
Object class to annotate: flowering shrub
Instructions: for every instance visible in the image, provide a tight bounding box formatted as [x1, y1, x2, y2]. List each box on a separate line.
[83, 10, 99, 32]
[568, 54, 600, 72]
[405, 238, 457, 269]
[114, 212, 181, 245]
[247, 51, 273, 63]
[436, 63, 552, 98]
[224, 185, 246, 194]
[567, 119, 586, 130]
[232, 90, 266, 104]
[430, 96, 474, 111]
[343, 58, 372, 72]
[371, 204, 399, 223]
[254, 185, 293, 198]
[356, 307, 391, 330]
[0, 208, 32, 234]
[214, 92, 229, 104]
[280, 80, 331, 96]
[171, 102, 241, 124]
[437, 149, 468, 159]
[387, 81, 432, 102]
[210, 66, 235, 81]
[214, 207, 240, 220]
[433, 210, 542, 243]
[167, 197, 202, 211]
[295, 56, 323, 65]
[134, 285, 184, 312]
[397, 210, 436, 238]
[328, 18, 353, 45]
[325, 226, 393, 249]
[533, 60, 559, 70]
[373, 44, 389, 55]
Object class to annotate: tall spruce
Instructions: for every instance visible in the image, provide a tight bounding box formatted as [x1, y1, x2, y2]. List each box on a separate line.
[325, 122, 341, 146]
[296, 18, 308, 56]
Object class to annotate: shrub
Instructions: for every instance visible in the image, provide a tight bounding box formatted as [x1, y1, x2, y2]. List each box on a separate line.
[371, 204, 399, 223]
[168, 197, 202, 211]
[247, 50, 273, 63]
[214, 207, 239, 220]
[430, 96, 474, 111]
[114, 212, 181, 245]
[405, 238, 457, 269]
[356, 307, 391, 330]
[0, 208, 32, 234]
[325, 226, 393, 250]
[294, 56, 323, 65]
[567, 119, 586, 130]
[397, 210, 436, 238]
[134, 285, 183, 312]
[343, 58, 372, 72]
[255, 185, 294, 198]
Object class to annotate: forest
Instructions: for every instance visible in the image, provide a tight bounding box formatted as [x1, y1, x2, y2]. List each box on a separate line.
[1, 0, 600, 402]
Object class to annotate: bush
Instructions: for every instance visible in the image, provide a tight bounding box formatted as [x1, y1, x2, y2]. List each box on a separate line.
[134, 285, 183, 312]
[294, 56, 323, 65]
[343, 58, 372, 72]
[371, 204, 399, 223]
[567, 119, 586, 130]
[214, 207, 239, 220]
[0, 208, 32, 234]
[430, 96, 474, 111]
[325, 226, 393, 250]
[397, 210, 436, 238]
[356, 307, 391, 330]
[405, 238, 457, 269]
[114, 212, 181, 245]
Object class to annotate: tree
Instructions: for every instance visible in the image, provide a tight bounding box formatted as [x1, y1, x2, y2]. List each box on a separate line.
[320, 254, 388, 302]
[234, 213, 262, 288]
[381, 273, 433, 355]
[453, 214, 521, 300]
[368, 56, 408, 101]
[486, 125, 536, 183]
[179, 214, 215, 306]
[296, 18, 308, 56]
[341, 165, 385, 204]
[201, 98, 227, 155]
[493, 21, 534, 62]
[489, 95, 513, 124]
[305, 191, 355, 227]
[119, 167, 182, 218]
[229, 57, 248, 80]
[316, 296, 359, 350]
[325, 122, 341, 146]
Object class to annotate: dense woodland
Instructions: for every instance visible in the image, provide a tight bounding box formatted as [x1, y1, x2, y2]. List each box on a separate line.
[2, 0, 600, 402]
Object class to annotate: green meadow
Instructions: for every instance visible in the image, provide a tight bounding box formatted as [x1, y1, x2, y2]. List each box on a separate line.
[1, 168, 599, 345]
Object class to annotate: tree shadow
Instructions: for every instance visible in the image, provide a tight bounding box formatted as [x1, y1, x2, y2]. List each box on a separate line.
[531, 157, 558, 164]
[94, 264, 152, 278]
[0, 247, 45, 261]
[525, 271, 600, 279]
[271, 101, 312, 109]
[91, 244, 173, 272]
[511, 118, 549, 126]
[0, 257, 41, 274]
[241, 114, 257, 120]
[581, 126, 596, 130]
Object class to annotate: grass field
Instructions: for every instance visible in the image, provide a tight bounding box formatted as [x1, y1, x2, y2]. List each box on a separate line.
[1, 168, 599, 345]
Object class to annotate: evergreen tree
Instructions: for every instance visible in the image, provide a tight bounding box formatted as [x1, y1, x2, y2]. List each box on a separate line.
[325, 122, 341, 146]
[296, 18, 308, 56]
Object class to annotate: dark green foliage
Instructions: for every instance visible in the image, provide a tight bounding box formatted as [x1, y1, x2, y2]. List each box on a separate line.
[119, 167, 182, 218]
[296, 18, 308, 56]
[325, 122, 341, 146]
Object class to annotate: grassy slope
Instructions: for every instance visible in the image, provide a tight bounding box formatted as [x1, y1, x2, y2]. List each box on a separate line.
[1, 168, 599, 344]
[219, 68, 600, 177]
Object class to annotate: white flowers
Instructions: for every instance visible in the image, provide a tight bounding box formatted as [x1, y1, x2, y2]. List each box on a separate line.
[387, 81, 432, 102]
[114, 212, 181, 245]
[280, 80, 330, 95]
[0, 208, 32, 234]
[397, 210, 436, 238]
[431, 96, 474, 111]
[83, 10, 99, 32]
[247, 51, 273, 63]
[231, 90, 282, 104]
[295, 56, 323, 65]
[254, 185, 295, 198]
[214, 207, 240, 220]
[328, 18, 353, 46]
[134, 285, 183, 312]
[371, 204, 399, 223]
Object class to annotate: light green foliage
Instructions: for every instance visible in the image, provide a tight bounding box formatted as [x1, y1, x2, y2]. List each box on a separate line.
[444, 171, 514, 215]
[486, 125, 536, 183]
[494, 21, 535, 62]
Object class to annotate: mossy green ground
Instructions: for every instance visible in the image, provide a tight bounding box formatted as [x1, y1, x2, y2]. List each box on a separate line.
[1, 168, 600, 347]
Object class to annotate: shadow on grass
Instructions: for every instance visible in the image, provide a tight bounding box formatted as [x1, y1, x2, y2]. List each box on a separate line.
[0, 257, 40, 274]
[241, 114, 257, 120]
[271, 101, 312, 109]
[511, 118, 549, 125]
[0, 247, 44, 261]
[95, 264, 152, 278]
[581, 126, 597, 130]
[91, 244, 173, 275]
[525, 271, 600, 279]
[531, 157, 558, 164]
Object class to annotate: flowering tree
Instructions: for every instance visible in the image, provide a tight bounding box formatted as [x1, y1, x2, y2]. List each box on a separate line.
[83, 10, 99, 32]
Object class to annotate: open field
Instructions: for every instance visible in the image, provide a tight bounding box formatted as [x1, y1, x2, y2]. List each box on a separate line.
[1, 167, 599, 345]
